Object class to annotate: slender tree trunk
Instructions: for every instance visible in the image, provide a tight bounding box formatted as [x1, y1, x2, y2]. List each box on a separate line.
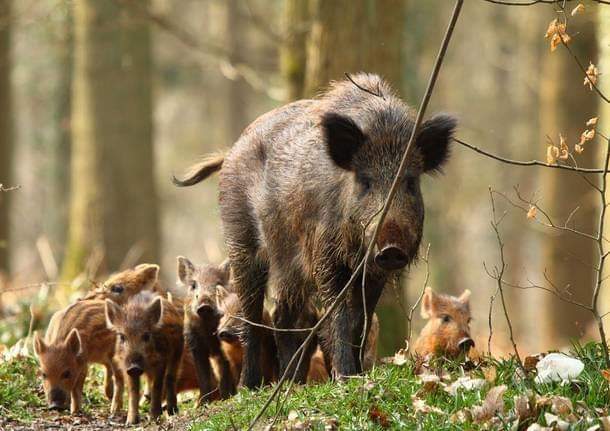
[62, 0, 159, 282]
[225, 0, 248, 141]
[0, 0, 12, 277]
[303, 0, 406, 356]
[539, 23, 598, 345]
[46, 7, 73, 269]
[281, 0, 309, 101]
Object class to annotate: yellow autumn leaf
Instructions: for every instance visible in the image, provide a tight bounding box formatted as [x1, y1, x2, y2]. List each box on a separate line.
[546, 145, 559, 164]
[527, 206, 537, 220]
[571, 3, 585, 16]
[584, 62, 599, 90]
[586, 117, 598, 127]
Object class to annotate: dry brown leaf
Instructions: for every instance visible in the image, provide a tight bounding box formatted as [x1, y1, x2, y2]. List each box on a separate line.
[514, 394, 533, 421]
[571, 3, 585, 16]
[369, 405, 390, 428]
[600, 416, 610, 431]
[417, 373, 442, 395]
[544, 19, 558, 38]
[550, 396, 573, 416]
[585, 62, 599, 90]
[558, 134, 569, 160]
[575, 144, 584, 154]
[601, 369, 610, 382]
[527, 206, 538, 220]
[547, 145, 559, 164]
[392, 348, 408, 366]
[471, 385, 507, 423]
[586, 117, 598, 127]
[524, 354, 542, 372]
[583, 129, 596, 141]
[527, 424, 552, 431]
[483, 366, 497, 383]
[412, 397, 444, 415]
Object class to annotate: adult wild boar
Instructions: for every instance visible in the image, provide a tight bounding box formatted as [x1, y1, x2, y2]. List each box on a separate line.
[174, 73, 456, 387]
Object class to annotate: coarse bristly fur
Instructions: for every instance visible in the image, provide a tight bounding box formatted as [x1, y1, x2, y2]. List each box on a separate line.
[34, 299, 123, 415]
[414, 287, 474, 359]
[105, 291, 184, 425]
[177, 256, 237, 404]
[175, 73, 456, 387]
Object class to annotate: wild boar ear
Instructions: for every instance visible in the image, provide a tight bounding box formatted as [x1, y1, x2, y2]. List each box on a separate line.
[137, 264, 160, 288]
[458, 289, 471, 304]
[105, 299, 122, 329]
[420, 287, 436, 319]
[147, 297, 164, 327]
[321, 112, 365, 171]
[65, 328, 83, 357]
[415, 114, 457, 173]
[177, 256, 195, 285]
[218, 258, 231, 285]
[33, 332, 47, 357]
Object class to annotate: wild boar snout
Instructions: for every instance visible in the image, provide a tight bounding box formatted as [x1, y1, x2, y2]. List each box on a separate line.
[374, 245, 408, 270]
[48, 388, 68, 410]
[458, 337, 475, 352]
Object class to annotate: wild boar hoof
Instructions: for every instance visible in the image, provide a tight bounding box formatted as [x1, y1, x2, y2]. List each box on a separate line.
[126, 415, 139, 425]
[166, 404, 179, 415]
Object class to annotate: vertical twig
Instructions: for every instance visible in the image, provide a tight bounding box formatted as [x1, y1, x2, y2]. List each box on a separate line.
[489, 188, 523, 369]
[487, 287, 500, 356]
[591, 138, 610, 368]
[406, 244, 431, 351]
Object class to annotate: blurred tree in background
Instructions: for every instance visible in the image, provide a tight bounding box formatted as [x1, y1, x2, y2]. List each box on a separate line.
[62, 0, 159, 282]
[0, 0, 11, 278]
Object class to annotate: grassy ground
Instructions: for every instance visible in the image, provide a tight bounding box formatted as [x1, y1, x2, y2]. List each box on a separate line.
[1, 342, 610, 430]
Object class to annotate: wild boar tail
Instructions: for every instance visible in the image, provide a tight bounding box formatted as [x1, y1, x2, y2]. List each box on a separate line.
[172, 153, 224, 187]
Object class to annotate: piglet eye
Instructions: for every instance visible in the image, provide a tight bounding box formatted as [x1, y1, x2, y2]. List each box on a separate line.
[441, 315, 451, 323]
[118, 334, 126, 343]
[41, 372, 47, 379]
[111, 284, 124, 294]
[190, 281, 197, 291]
[61, 370, 71, 379]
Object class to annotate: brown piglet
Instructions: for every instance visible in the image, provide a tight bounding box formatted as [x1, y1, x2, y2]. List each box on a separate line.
[84, 263, 162, 305]
[34, 299, 123, 415]
[105, 292, 183, 425]
[178, 256, 237, 403]
[413, 287, 474, 359]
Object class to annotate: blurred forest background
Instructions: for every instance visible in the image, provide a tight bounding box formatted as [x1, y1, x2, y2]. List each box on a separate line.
[0, 0, 609, 358]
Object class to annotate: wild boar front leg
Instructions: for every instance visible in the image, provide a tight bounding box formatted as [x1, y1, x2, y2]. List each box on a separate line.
[150, 368, 165, 420]
[164, 343, 182, 415]
[186, 335, 214, 405]
[70, 370, 86, 414]
[126, 373, 141, 425]
[208, 336, 235, 398]
[103, 363, 114, 401]
[109, 359, 124, 416]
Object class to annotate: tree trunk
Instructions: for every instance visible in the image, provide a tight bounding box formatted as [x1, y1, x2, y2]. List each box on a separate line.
[303, 0, 406, 356]
[62, 0, 159, 282]
[0, 0, 12, 277]
[539, 23, 598, 346]
[280, 0, 309, 101]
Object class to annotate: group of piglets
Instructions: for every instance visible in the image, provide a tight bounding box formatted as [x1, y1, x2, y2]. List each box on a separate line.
[33, 260, 473, 424]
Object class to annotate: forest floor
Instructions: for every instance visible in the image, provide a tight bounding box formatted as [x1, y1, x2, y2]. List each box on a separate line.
[2, 343, 610, 430]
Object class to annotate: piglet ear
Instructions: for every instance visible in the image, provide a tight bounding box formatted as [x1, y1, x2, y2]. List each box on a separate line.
[415, 114, 457, 173]
[458, 289, 471, 304]
[420, 286, 436, 319]
[147, 297, 164, 327]
[321, 113, 365, 171]
[177, 256, 195, 285]
[136, 264, 160, 289]
[65, 328, 83, 357]
[33, 332, 47, 357]
[105, 299, 122, 330]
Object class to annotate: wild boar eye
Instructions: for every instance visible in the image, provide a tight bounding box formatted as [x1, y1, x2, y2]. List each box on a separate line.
[61, 370, 71, 379]
[41, 372, 47, 379]
[118, 334, 126, 343]
[403, 176, 418, 191]
[143, 333, 151, 343]
[111, 284, 124, 294]
[441, 315, 451, 323]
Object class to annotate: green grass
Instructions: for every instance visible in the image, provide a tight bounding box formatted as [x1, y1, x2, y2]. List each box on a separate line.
[2, 343, 610, 430]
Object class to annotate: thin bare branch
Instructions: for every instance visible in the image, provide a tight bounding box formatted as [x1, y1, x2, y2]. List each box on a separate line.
[406, 244, 431, 351]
